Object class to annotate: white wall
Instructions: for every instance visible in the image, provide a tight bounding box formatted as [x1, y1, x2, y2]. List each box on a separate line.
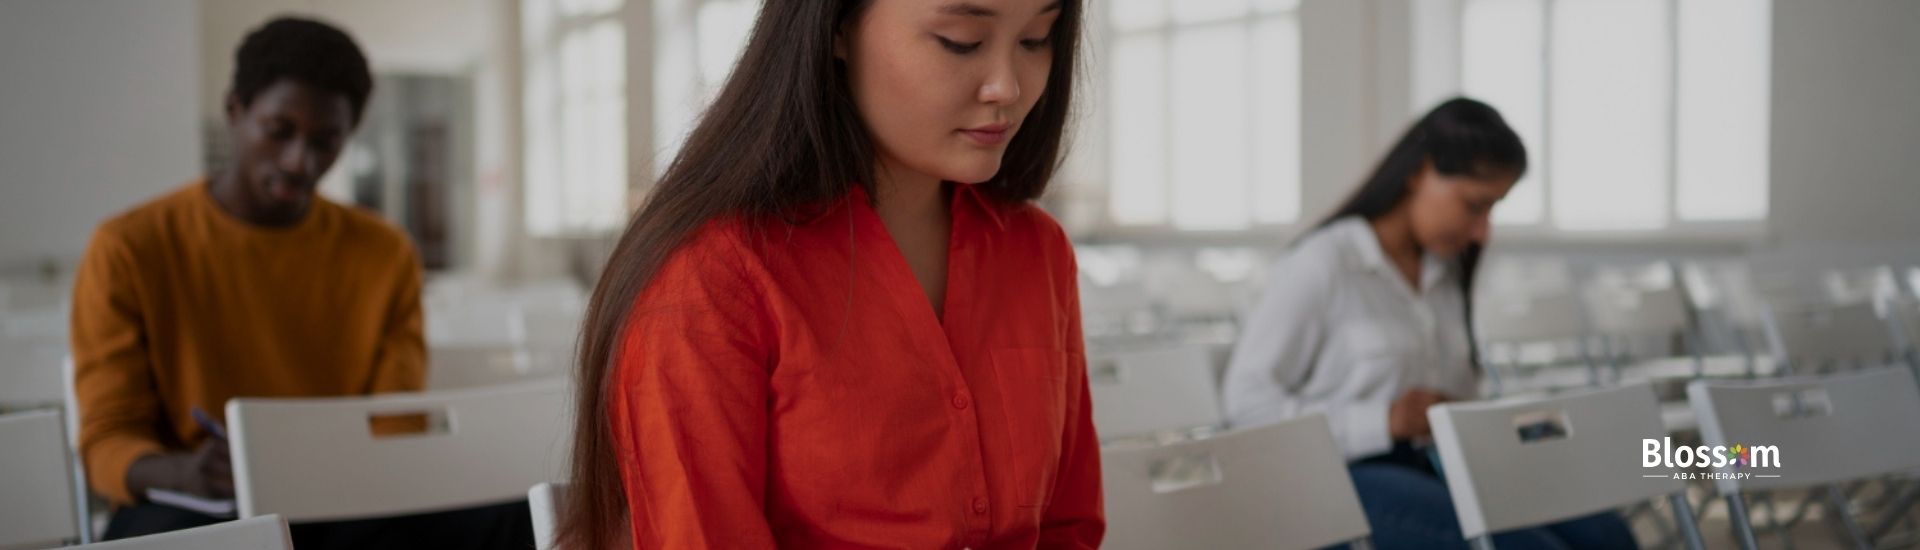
[0, 0, 202, 275]
[197, 0, 488, 120]
[1298, 0, 1391, 220]
[1767, 0, 1920, 253]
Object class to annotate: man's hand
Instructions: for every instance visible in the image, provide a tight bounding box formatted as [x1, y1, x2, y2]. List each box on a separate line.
[126, 437, 233, 500]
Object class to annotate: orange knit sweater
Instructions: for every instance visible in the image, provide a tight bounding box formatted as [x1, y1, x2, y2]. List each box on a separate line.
[69, 180, 425, 504]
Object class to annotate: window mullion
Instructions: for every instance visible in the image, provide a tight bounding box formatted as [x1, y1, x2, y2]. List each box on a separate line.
[1664, 0, 1680, 227]
[1539, 0, 1555, 232]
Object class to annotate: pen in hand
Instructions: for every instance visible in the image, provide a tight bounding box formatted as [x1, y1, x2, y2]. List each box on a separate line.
[191, 406, 228, 440]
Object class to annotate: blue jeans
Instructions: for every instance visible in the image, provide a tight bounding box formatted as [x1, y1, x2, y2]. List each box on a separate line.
[1336, 443, 1639, 550]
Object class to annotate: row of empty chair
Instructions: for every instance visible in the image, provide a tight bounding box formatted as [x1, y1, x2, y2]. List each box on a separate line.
[1076, 260, 1920, 548]
[46, 365, 1920, 549]
[423, 279, 586, 390]
[1083, 335, 1920, 548]
[8, 261, 1920, 548]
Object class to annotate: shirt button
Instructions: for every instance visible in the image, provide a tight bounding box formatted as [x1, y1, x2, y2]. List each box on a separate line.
[951, 394, 971, 410]
[972, 497, 988, 514]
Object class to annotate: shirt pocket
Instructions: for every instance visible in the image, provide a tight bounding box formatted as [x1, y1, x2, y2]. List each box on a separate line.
[1336, 318, 1425, 361]
[988, 347, 1069, 508]
[1330, 319, 1429, 393]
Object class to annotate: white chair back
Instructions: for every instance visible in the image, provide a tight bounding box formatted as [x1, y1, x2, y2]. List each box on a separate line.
[73, 515, 290, 550]
[1088, 345, 1221, 439]
[1428, 384, 1683, 540]
[1100, 415, 1370, 550]
[1585, 286, 1692, 339]
[1763, 302, 1901, 371]
[0, 336, 66, 406]
[425, 299, 521, 347]
[1081, 281, 1159, 334]
[1686, 367, 1920, 494]
[514, 304, 584, 351]
[1904, 301, 1920, 356]
[0, 284, 68, 312]
[427, 346, 570, 390]
[529, 482, 570, 550]
[1, 307, 67, 340]
[1821, 266, 1904, 308]
[227, 379, 571, 522]
[1476, 292, 1588, 345]
[1480, 258, 1576, 298]
[1150, 267, 1237, 321]
[0, 409, 80, 548]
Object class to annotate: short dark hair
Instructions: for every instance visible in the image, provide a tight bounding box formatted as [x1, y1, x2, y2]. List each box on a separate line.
[230, 17, 373, 123]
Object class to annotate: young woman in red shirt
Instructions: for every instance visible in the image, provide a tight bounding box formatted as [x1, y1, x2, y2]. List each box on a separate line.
[556, 0, 1102, 548]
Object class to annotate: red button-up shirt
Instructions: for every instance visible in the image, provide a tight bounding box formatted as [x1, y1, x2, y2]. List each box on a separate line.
[611, 184, 1104, 548]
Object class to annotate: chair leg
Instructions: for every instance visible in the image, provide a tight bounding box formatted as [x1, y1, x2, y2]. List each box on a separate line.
[1669, 492, 1709, 550]
[1752, 491, 1791, 550]
[58, 409, 92, 544]
[1487, 357, 1506, 398]
[1734, 330, 1757, 379]
[1348, 537, 1375, 550]
[1868, 480, 1920, 541]
[1581, 338, 1600, 387]
[1469, 535, 1497, 550]
[1825, 485, 1873, 550]
[1631, 499, 1678, 546]
[1693, 481, 1721, 522]
[1686, 326, 1707, 379]
[1727, 491, 1762, 550]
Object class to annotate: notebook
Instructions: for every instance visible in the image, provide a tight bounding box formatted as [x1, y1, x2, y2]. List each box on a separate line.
[147, 488, 237, 518]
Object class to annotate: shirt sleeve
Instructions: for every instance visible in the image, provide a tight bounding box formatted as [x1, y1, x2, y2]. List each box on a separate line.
[1039, 248, 1106, 549]
[614, 229, 778, 549]
[1223, 255, 1394, 460]
[70, 228, 166, 505]
[367, 242, 426, 395]
[366, 243, 427, 436]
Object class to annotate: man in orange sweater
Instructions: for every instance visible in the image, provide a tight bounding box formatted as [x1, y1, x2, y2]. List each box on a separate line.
[71, 17, 526, 548]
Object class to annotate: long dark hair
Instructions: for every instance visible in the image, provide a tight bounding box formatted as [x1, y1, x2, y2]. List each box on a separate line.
[557, 1, 1084, 547]
[1317, 97, 1527, 369]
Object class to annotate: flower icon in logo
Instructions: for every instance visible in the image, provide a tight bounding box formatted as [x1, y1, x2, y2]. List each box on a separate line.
[1729, 444, 1748, 468]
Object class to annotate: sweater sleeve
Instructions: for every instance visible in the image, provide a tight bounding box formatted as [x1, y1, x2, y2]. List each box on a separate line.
[70, 227, 167, 505]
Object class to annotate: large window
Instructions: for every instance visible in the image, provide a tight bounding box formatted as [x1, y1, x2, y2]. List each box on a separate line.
[1106, 0, 1302, 231]
[652, 0, 758, 180]
[1461, 0, 1771, 232]
[522, 0, 628, 236]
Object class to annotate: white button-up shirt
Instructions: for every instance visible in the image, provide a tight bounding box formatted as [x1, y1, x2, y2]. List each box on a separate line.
[1222, 217, 1479, 460]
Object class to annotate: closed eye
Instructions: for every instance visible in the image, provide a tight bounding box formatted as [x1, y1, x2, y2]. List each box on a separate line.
[937, 35, 982, 54]
[1020, 36, 1052, 50]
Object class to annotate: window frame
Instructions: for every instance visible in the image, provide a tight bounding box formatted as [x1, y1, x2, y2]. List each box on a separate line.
[1453, 0, 1772, 243]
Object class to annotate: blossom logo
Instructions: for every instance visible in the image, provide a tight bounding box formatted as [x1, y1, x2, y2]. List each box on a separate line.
[1641, 437, 1782, 480]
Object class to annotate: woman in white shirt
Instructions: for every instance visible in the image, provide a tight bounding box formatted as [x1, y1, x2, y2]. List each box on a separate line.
[1222, 98, 1634, 549]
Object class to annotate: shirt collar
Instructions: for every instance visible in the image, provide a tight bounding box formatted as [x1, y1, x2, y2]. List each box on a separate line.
[1337, 216, 1451, 293]
[955, 183, 1007, 231]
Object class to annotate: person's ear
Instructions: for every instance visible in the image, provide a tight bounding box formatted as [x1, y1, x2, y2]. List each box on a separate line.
[1407, 159, 1435, 195]
[224, 92, 244, 127]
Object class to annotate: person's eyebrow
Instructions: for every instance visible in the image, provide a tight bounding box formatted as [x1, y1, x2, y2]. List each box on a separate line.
[937, 1, 1061, 18]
